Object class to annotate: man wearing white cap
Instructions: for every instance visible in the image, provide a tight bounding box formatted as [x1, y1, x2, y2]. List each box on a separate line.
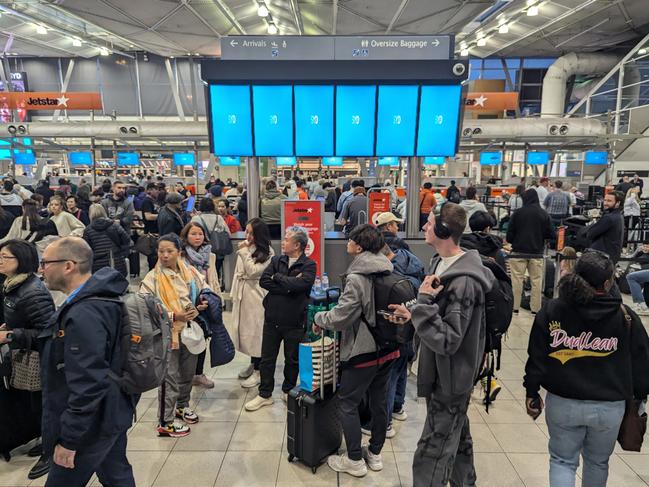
[373, 212, 410, 252]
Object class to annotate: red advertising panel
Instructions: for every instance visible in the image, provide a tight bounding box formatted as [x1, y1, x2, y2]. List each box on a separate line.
[369, 191, 391, 225]
[282, 200, 324, 276]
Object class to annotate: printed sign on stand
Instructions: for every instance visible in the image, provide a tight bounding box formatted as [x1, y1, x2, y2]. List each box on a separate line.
[282, 200, 324, 276]
[369, 191, 391, 225]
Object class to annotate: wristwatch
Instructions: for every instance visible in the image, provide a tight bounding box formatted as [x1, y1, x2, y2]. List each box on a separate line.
[4, 332, 13, 343]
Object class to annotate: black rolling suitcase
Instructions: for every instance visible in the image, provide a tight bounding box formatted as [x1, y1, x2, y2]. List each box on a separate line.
[286, 325, 342, 474]
[128, 250, 140, 277]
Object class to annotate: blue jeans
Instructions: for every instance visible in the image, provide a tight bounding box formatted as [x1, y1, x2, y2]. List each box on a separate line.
[626, 269, 649, 304]
[387, 342, 413, 422]
[545, 392, 625, 487]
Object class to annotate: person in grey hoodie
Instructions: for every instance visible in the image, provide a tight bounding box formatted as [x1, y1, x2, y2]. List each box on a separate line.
[459, 186, 487, 233]
[260, 180, 286, 239]
[389, 203, 495, 487]
[313, 224, 397, 478]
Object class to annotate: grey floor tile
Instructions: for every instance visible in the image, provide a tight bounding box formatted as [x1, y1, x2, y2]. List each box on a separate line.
[474, 453, 525, 487]
[489, 424, 549, 453]
[152, 451, 225, 487]
[228, 421, 286, 451]
[127, 422, 178, 451]
[276, 456, 339, 486]
[478, 400, 540, 424]
[172, 421, 237, 451]
[618, 454, 649, 483]
[194, 397, 245, 422]
[215, 451, 281, 487]
[507, 453, 550, 487]
[394, 452, 413, 486]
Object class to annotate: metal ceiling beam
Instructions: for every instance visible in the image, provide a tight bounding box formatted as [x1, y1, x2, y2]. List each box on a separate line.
[385, 0, 409, 34]
[0, 28, 86, 57]
[554, 18, 610, 48]
[338, 4, 388, 31]
[394, 4, 465, 31]
[332, 0, 338, 35]
[289, 0, 304, 35]
[209, 0, 247, 35]
[183, 2, 224, 39]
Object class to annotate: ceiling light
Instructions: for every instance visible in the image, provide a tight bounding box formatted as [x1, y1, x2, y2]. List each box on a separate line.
[460, 41, 467, 50]
[267, 23, 278, 35]
[35, 25, 47, 35]
[460, 48, 469, 57]
[99, 48, 109, 56]
[527, 0, 537, 5]
[72, 38, 82, 47]
[527, 5, 539, 16]
[477, 31, 485, 39]
[476, 37, 487, 47]
[498, 24, 509, 34]
[257, 3, 269, 17]
[639, 48, 647, 55]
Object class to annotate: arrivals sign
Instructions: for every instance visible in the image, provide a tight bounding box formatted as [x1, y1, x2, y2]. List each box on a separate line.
[465, 92, 519, 111]
[282, 200, 324, 276]
[369, 192, 391, 226]
[0, 92, 102, 110]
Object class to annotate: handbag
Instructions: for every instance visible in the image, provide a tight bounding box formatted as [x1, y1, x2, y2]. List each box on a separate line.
[10, 349, 41, 392]
[199, 216, 233, 257]
[298, 334, 339, 393]
[617, 304, 648, 451]
[135, 233, 158, 256]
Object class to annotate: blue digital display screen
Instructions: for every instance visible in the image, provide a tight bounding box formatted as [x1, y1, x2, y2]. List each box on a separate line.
[69, 151, 93, 165]
[295, 85, 334, 156]
[424, 156, 446, 165]
[253, 85, 294, 157]
[527, 152, 550, 165]
[378, 157, 399, 166]
[219, 156, 240, 166]
[322, 156, 343, 166]
[276, 157, 297, 166]
[336, 85, 377, 156]
[173, 153, 195, 166]
[480, 151, 502, 165]
[416, 85, 462, 157]
[14, 152, 35, 165]
[0, 140, 10, 159]
[209, 85, 253, 156]
[376, 85, 418, 157]
[585, 151, 608, 165]
[117, 152, 140, 166]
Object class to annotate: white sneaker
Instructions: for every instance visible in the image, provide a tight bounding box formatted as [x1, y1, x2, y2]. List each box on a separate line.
[362, 446, 383, 471]
[392, 407, 408, 421]
[244, 394, 273, 411]
[282, 393, 288, 404]
[636, 303, 649, 316]
[241, 370, 260, 389]
[327, 453, 367, 477]
[238, 364, 254, 379]
[385, 425, 396, 439]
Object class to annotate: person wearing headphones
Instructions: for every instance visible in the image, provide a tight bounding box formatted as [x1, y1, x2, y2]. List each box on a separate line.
[388, 203, 495, 486]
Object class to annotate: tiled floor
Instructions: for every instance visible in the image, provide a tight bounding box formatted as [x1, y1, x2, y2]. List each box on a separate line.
[2, 305, 649, 486]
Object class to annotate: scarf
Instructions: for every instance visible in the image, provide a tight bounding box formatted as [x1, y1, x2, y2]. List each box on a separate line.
[3, 273, 30, 293]
[185, 244, 212, 271]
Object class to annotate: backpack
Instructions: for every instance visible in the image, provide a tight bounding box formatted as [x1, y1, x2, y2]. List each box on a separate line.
[447, 188, 461, 204]
[362, 272, 418, 350]
[62, 293, 172, 395]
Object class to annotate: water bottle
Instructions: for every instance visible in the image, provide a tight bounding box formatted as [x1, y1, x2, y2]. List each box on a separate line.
[314, 276, 322, 294]
[321, 272, 329, 290]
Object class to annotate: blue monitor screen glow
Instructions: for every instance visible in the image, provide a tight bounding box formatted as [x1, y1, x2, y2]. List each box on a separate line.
[209, 85, 253, 156]
[14, 152, 35, 165]
[336, 85, 377, 156]
[253, 85, 294, 156]
[219, 156, 240, 166]
[585, 151, 608, 165]
[416, 85, 462, 157]
[295, 85, 334, 156]
[378, 157, 399, 166]
[376, 85, 418, 156]
[527, 151, 550, 165]
[173, 153, 195, 166]
[424, 156, 446, 165]
[276, 157, 296, 166]
[69, 152, 93, 165]
[117, 152, 140, 166]
[322, 156, 343, 166]
[0, 139, 10, 159]
[480, 151, 502, 165]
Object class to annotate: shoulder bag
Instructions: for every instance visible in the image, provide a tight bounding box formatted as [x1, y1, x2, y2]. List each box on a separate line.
[200, 216, 233, 257]
[9, 333, 41, 392]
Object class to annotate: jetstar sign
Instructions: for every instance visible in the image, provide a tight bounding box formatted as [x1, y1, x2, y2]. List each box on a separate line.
[0, 92, 102, 110]
[464, 92, 519, 111]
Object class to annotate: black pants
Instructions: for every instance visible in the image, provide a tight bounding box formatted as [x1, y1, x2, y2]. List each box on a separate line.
[45, 430, 134, 487]
[338, 360, 393, 461]
[268, 224, 281, 240]
[259, 323, 304, 398]
[196, 350, 206, 375]
[146, 253, 157, 271]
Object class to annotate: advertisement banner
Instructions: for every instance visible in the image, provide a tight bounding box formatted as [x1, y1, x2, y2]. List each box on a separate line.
[0, 92, 103, 110]
[369, 191, 391, 225]
[282, 200, 324, 276]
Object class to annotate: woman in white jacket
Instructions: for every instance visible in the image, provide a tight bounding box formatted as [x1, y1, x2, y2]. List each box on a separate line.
[48, 196, 85, 237]
[624, 186, 642, 248]
[230, 217, 274, 388]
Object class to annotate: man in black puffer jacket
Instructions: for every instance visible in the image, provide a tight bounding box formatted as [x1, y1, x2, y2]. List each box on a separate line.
[244, 226, 316, 411]
[586, 191, 625, 264]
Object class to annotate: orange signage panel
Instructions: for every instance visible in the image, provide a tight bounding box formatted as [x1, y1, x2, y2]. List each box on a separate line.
[0, 92, 103, 110]
[465, 92, 519, 111]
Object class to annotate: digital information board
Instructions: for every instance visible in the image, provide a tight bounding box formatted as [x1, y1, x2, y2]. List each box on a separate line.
[69, 151, 93, 165]
[322, 156, 343, 166]
[335, 85, 377, 156]
[117, 152, 140, 166]
[210, 85, 253, 156]
[173, 153, 195, 166]
[376, 85, 418, 157]
[527, 151, 550, 165]
[416, 85, 462, 157]
[219, 156, 241, 166]
[423, 156, 446, 165]
[480, 151, 502, 165]
[253, 85, 294, 156]
[276, 156, 297, 166]
[585, 151, 608, 165]
[15, 152, 35, 165]
[378, 157, 399, 166]
[295, 85, 334, 156]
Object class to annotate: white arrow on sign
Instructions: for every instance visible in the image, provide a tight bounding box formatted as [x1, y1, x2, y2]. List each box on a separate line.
[230, 40, 238, 47]
[431, 39, 440, 47]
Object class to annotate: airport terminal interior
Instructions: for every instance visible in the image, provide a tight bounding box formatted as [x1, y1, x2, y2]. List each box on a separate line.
[0, 0, 649, 486]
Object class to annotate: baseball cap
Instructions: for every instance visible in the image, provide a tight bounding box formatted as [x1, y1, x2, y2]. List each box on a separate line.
[373, 212, 403, 227]
[180, 321, 207, 355]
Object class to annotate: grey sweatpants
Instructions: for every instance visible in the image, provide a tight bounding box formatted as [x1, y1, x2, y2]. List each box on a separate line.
[158, 343, 198, 424]
[412, 391, 476, 487]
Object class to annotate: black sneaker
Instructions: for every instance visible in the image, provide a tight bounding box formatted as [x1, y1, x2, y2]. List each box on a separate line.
[27, 455, 50, 480]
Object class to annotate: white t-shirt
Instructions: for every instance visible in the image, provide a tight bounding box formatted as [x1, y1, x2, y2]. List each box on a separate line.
[288, 257, 298, 268]
[434, 252, 465, 276]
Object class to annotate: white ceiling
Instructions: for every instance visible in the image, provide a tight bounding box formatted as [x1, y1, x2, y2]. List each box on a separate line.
[0, 0, 646, 59]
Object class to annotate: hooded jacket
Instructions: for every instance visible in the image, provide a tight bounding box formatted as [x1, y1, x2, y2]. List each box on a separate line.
[260, 189, 286, 225]
[506, 189, 554, 256]
[410, 250, 495, 397]
[459, 199, 487, 233]
[391, 248, 425, 289]
[314, 251, 393, 364]
[586, 207, 624, 263]
[39, 268, 135, 455]
[83, 218, 131, 276]
[382, 231, 410, 252]
[100, 195, 135, 230]
[460, 232, 507, 270]
[524, 292, 649, 402]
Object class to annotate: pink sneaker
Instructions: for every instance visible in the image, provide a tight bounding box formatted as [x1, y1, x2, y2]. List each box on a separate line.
[192, 374, 215, 388]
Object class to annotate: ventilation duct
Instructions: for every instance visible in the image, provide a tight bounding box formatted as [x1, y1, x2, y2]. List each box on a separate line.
[461, 117, 606, 139]
[0, 121, 208, 138]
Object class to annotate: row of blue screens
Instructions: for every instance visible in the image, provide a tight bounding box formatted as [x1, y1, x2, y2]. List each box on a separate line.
[479, 151, 609, 165]
[209, 84, 462, 158]
[68, 152, 197, 166]
[0, 138, 33, 164]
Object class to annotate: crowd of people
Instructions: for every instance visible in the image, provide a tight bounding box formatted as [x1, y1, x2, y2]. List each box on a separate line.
[0, 170, 647, 487]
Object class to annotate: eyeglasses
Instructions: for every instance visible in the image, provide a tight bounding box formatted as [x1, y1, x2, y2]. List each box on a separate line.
[0, 255, 16, 262]
[39, 259, 85, 268]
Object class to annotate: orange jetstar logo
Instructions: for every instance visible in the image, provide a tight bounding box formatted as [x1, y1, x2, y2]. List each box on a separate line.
[465, 92, 519, 111]
[0, 92, 102, 110]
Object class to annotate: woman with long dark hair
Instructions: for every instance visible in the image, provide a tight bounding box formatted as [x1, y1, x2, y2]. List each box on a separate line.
[0, 199, 57, 244]
[524, 250, 649, 487]
[230, 217, 273, 388]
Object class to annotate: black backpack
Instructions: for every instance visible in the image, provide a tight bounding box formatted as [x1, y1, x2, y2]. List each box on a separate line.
[362, 272, 418, 350]
[447, 188, 461, 204]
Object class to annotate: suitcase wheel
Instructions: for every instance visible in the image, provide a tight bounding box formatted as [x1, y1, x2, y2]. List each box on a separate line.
[287, 454, 294, 463]
[311, 466, 317, 474]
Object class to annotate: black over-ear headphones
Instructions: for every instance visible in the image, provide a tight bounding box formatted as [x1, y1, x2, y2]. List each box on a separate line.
[434, 217, 452, 240]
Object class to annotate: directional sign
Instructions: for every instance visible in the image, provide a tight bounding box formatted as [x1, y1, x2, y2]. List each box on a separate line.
[220, 35, 453, 61]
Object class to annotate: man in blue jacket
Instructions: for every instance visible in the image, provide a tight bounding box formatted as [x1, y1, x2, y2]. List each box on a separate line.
[39, 237, 137, 487]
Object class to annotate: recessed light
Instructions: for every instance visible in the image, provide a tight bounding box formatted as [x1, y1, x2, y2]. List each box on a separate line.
[527, 5, 539, 16]
[268, 23, 278, 35]
[477, 37, 487, 47]
[99, 47, 109, 56]
[639, 48, 647, 55]
[460, 48, 469, 57]
[72, 38, 82, 47]
[35, 25, 47, 35]
[257, 4, 269, 17]
[498, 24, 509, 34]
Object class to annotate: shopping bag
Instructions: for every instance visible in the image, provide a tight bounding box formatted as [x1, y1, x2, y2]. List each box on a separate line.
[299, 336, 338, 393]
